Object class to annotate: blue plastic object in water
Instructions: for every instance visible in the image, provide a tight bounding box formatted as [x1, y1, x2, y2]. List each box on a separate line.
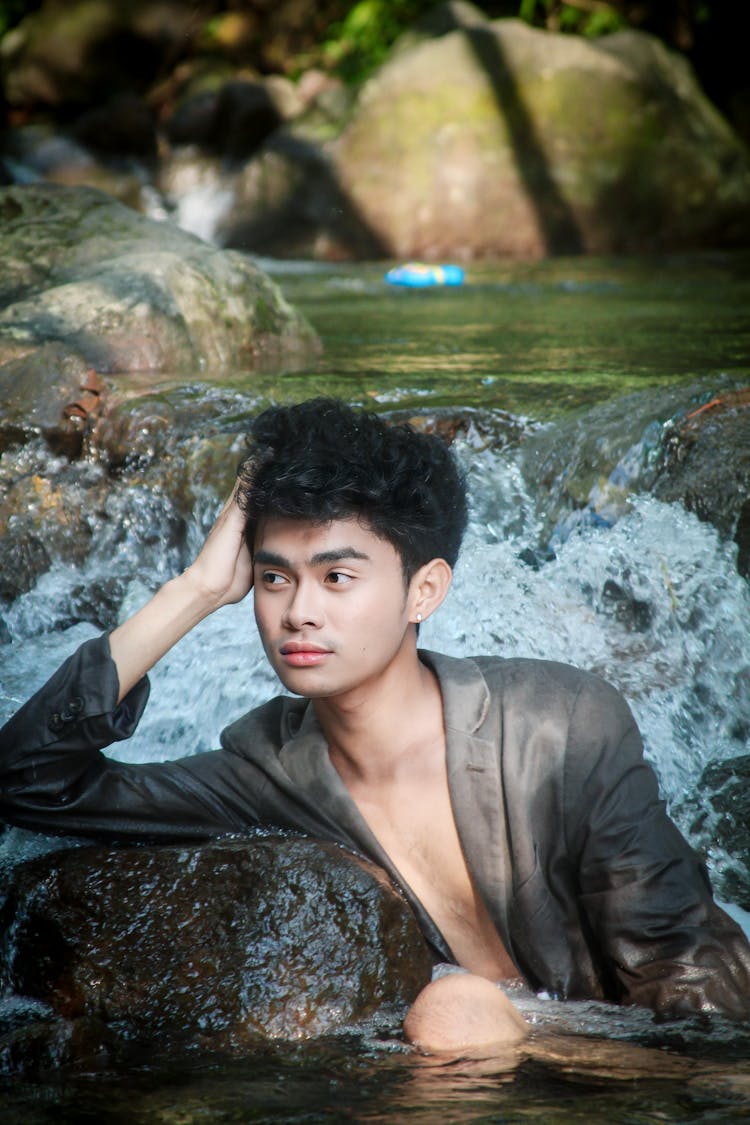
[385, 262, 465, 287]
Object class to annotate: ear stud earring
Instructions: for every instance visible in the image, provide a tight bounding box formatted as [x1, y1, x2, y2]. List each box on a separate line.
[416, 613, 422, 623]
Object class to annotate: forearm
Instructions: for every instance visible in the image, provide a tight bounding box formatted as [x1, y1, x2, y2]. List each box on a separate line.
[109, 569, 222, 703]
[109, 486, 253, 702]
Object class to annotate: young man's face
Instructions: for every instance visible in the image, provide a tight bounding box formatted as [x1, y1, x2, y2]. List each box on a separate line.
[252, 516, 415, 701]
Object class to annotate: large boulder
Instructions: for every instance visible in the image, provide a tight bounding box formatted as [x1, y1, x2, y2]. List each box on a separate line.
[0, 838, 432, 1065]
[0, 183, 319, 374]
[328, 19, 750, 260]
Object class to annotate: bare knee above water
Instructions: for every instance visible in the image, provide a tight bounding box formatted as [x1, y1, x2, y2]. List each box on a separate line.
[403, 973, 530, 1054]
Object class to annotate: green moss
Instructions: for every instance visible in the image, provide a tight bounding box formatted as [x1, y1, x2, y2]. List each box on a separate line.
[253, 296, 281, 335]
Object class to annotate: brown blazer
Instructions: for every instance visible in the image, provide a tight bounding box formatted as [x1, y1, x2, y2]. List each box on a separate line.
[2, 633, 749, 1018]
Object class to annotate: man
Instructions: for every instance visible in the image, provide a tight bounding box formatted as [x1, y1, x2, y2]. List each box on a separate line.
[1, 398, 749, 1051]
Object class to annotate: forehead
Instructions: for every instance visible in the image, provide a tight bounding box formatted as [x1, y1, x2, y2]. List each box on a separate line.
[253, 515, 400, 566]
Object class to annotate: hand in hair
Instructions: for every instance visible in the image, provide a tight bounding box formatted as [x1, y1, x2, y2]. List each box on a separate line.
[109, 489, 253, 703]
[186, 489, 254, 607]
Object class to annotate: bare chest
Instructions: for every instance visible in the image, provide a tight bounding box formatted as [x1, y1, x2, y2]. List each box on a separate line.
[352, 774, 519, 982]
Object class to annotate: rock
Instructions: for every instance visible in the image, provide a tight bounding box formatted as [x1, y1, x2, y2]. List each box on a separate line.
[518, 381, 750, 574]
[217, 131, 386, 260]
[69, 93, 158, 160]
[0, 351, 261, 607]
[651, 390, 750, 577]
[1, 839, 432, 1063]
[0, 125, 147, 209]
[691, 754, 750, 911]
[385, 405, 529, 451]
[330, 19, 750, 260]
[392, 0, 491, 57]
[0, 455, 98, 602]
[0, 342, 105, 456]
[165, 78, 284, 159]
[1, 0, 194, 113]
[0, 183, 319, 374]
[212, 79, 283, 160]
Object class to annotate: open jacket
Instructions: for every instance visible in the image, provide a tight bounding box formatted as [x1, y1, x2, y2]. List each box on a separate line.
[2, 633, 749, 1019]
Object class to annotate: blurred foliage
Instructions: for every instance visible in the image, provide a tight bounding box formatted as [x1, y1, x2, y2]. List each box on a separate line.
[314, 0, 730, 84]
[321, 0, 436, 81]
[518, 0, 625, 37]
[0, 0, 41, 37]
[0, 0, 744, 134]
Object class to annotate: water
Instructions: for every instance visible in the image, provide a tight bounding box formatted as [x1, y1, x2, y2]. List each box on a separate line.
[2, 252, 750, 1119]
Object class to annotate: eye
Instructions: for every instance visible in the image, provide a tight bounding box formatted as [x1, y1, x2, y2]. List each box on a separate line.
[326, 570, 353, 585]
[261, 570, 287, 586]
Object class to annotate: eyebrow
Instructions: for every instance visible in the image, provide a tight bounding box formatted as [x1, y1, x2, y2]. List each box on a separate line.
[253, 547, 372, 568]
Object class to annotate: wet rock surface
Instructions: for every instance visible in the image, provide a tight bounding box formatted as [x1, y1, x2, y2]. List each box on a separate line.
[0, 837, 432, 1068]
[0, 182, 319, 374]
[519, 380, 750, 579]
[0, 343, 105, 457]
[691, 755, 750, 911]
[651, 389, 750, 577]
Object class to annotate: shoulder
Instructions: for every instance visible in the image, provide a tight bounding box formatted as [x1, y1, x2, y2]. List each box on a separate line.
[481, 654, 638, 746]
[464, 652, 630, 716]
[474, 651, 609, 688]
[426, 649, 639, 760]
[219, 693, 308, 758]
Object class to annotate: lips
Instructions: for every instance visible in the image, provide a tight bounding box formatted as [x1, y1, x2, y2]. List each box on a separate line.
[279, 641, 332, 667]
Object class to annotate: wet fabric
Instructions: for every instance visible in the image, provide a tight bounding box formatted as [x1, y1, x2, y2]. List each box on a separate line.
[2, 633, 749, 1018]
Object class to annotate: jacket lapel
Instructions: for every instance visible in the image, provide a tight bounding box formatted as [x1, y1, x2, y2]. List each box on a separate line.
[423, 651, 515, 958]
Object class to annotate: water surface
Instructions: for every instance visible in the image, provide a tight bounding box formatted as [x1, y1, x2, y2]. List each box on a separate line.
[2, 251, 750, 1121]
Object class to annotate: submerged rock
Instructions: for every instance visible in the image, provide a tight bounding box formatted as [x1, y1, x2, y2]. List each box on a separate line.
[329, 19, 750, 260]
[0, 838, 432, 1068]
[0, 182, 319, 374]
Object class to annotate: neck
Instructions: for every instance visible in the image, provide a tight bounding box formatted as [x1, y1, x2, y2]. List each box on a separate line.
[314, 647, 444, 786]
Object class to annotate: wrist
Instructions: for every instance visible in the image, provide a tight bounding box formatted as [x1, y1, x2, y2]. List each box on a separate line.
[176, 565, 228, 614]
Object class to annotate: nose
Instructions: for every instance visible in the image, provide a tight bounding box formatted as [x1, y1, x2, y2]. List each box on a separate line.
[282, 579, 323, 631]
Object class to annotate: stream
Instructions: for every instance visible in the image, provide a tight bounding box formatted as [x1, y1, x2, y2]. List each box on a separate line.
[2, 250, 750, 1121]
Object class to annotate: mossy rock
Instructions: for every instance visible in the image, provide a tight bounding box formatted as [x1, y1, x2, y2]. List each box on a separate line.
[331, 19, 750, 259]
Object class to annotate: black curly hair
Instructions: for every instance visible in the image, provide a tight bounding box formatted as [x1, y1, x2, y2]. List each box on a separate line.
[237, 398, 468, 582]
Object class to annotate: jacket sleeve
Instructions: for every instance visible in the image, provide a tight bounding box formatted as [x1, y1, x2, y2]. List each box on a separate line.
[565, 675, 750, 1019]
[0, 634, 264, 841]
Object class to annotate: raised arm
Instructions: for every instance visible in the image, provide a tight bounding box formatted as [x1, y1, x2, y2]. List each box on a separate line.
[0, 489, 258, 840]
[110, 490, 253, 702]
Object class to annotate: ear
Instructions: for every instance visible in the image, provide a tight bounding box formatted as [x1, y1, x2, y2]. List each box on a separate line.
[408, 558, 452, 625]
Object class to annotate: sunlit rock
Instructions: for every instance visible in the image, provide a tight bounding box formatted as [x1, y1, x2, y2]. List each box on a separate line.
[330, 19, 750, 259]
[0, 182, 319, 374]
[1, 838, 432, 1067]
